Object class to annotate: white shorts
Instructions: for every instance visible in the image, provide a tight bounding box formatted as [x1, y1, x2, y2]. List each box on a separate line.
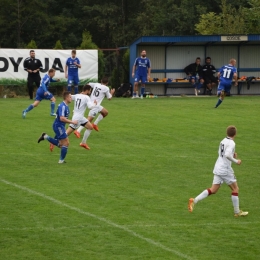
[69, 115, 88, 130]
[88, 105, 103, 118]
[212, 173, 237, 186]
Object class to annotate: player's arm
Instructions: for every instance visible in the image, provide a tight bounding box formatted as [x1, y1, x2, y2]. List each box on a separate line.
[106, 88, 114, 100]
[132, 58, 138, 78]
[60, 116, 77, 124]
[147, 61, 151, 79]
[233, 72, 238, 86]
[65, 60, 68, 78]
[184, 64, 191, 76]
[75, 59, 81, 68]
[37, 60, 43, 72]
[225, 145, 241, 165]
[23, 59, 32, 73]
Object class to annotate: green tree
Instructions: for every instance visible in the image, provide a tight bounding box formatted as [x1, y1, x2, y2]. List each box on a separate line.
[53, 40, 63, 49]
[26, 40, 37, 49]
[195, 0, 246, 34]
[78, 31, 105, 80]
[243, 0, 260, 33]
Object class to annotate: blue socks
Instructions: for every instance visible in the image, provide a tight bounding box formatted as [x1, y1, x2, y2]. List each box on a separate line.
[67, 86, 71, 92]
[24, 104, 34, 112]
[51, 102, 55, 114]
[74, 86, 78, 94]
[60, 146, 68, 161]
[215, 98, 223, 108]
[47, 136, 59, 147]
[141, 87, 145, 96]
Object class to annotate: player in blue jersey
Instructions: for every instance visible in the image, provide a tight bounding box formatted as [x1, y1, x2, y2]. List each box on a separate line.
[37, 91, 78, 164]
[215, 59, 238, 108]
[65, 49, 81, 94]
[22, 68, 60, 118]
[132, 50, 151, 99]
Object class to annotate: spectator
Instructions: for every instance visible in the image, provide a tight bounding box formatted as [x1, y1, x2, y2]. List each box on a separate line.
[202, 57, 218, 95]
[23, 50, 43, 99]
[184, 57, 204, 96]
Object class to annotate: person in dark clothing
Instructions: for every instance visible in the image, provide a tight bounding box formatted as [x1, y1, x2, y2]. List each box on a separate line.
[23, 50, 43, 99]
[202, 57, 218, 95]
[184, 57, 204, 96]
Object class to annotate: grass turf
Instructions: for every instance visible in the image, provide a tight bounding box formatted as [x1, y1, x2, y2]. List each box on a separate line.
[0, 95, 260, 260]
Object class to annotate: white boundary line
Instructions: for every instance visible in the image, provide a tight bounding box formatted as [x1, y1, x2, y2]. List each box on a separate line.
[1, 179, 193, 260]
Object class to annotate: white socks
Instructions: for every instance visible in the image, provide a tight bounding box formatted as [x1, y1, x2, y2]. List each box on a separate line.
[231, 193, 239, 214]
[82, 129, 92, 143]
[94, 114, 103, 125]
[194, 189, 209, 204]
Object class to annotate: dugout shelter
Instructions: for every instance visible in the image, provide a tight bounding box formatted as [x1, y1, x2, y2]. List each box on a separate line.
[129, 35, 260, 96]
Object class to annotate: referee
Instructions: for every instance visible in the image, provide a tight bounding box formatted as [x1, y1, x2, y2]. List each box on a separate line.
[23, 50, 43, 99]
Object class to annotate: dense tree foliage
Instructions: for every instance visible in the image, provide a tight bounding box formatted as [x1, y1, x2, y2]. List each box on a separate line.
[0, 0, 258, 83]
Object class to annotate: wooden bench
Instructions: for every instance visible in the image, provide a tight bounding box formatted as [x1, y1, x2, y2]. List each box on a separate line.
[145, 81, 207, 96]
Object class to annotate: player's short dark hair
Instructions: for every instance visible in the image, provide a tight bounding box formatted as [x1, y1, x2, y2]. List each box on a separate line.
[196, 57, 201, 60]
[72, 49, 76, 54]
[63, 91, 71, 99]
[49, 68, 55, 73]
[82, 84, 92, 92]
[206, 57, 211, 60]
[30, 50, 35, 53]
[101, 77, 109, 84]
[227, 126, 237, 137]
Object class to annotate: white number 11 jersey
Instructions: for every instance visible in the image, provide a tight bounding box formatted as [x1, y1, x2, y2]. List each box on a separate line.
[71, 94, 95, 117]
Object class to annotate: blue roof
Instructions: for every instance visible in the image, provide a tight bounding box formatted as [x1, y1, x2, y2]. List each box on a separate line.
[130, 34, 260, 46]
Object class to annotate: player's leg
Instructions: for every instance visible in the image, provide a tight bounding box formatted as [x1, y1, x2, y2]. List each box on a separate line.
[190, 77, 197, 95]
[22, 97, 41, 118]
[80, 121, 94, 150]
[27, 77, 34, 100]
[74, 114, 94, 138]
[215, 84, 225, 108]
[228, 179, 248, 217]
[67, 76, 73, 92]
[188, 175, 221, 212]
[58, 137, 70, 163]
[132, 75, 140, 98]
[73, 75, 79, 94]
[93, 106, 107, 131]
[196, 78, 204, 94]
[140, 76, 147, 99]
[49, 95, 56, 116]
[37, 132, 60, 149]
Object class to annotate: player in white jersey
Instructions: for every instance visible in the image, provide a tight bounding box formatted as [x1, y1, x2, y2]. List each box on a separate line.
[188, 126, 248, 217]
[73, 77, 115, 149]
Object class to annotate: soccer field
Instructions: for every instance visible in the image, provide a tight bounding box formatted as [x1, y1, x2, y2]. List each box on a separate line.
[1, 96, 260, 260]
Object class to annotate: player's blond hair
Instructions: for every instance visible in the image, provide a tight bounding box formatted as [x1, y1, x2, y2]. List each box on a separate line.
[227, 125, 237, 137]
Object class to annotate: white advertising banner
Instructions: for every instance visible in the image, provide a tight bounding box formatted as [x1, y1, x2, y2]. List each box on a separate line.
[0, 49, 98, 80]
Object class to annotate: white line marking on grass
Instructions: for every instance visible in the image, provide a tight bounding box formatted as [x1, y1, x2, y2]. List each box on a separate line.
[1, 179, 193, 260]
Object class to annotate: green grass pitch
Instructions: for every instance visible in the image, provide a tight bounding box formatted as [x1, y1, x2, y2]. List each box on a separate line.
[0, 96, 260, 260]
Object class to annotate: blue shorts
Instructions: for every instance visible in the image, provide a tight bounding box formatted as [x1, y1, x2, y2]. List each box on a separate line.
[68, 74, 79, 85]
[53, 123, 68, 140]
[217, 82, 232, 95]
[35, 88, 53, 101]
[134, 74, 147, 84]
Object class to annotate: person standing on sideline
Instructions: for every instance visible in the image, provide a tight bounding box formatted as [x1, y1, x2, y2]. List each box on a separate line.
[23, 50, 43, 99]
[202, 57, 218, 95]
[184, 57, 204, 96]
[188, 125, 248, 217]
[74, 77, 115, 149]
[22, 68, 60, 118]
[215, 59, 238, 108]
[65, 49, 81, 94]
[132, 50, 151, 99]
[37, 91, 78, 164]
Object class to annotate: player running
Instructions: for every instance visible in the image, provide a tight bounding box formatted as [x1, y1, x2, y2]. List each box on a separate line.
[215, 58, 238, 108]
[74, 77, 115, 149]
[22, 68, 59, 118]
[188, 125, 248, 217]
[37, 91, 77, 164]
